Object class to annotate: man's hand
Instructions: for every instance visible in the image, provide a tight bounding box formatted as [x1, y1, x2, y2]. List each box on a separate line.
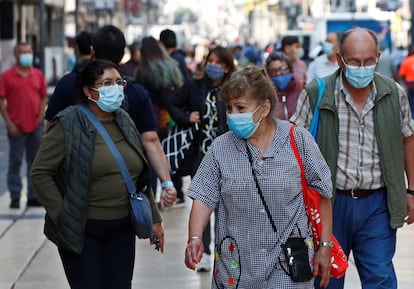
[6, 120, 20, 138]
[406, 194, 414, 225]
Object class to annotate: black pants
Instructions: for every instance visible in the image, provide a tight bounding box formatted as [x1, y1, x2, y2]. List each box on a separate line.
[58, 217, 135, 289]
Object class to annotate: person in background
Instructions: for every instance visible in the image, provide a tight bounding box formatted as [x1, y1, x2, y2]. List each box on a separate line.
[391, 45, 407, 71]
[45, 25, 176, 209]
[375, 45, 397, 80]
[307, 32, 340, 82]
[159, 28, 193, 206]
[230, 44, 249, 68]
[0, 42, 47, 209]
[398, 44, 414, 117]
[280, 35, 307, 90]
[291, 27, 414, 289]
[134, 36, 183, 196]
[31, 59, 164, 288]
[265, 51, 301, 120]
[170, 46, 236, 271]
[73, 31, 93, 71]
[46, 31, 92, 123]
[159, 28, 192, 82]
[120, 41, 140, 77]
[185, 65, 333, 288]
[241, 43, 262, 66]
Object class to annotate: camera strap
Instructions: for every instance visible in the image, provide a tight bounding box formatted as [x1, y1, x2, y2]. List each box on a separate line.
[245, 141, 305, 238]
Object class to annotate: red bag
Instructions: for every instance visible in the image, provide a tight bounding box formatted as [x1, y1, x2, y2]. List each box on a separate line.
[289, 126, 348, 278]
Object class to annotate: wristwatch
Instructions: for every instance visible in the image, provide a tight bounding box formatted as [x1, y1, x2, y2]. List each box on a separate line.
[317, 241, 334, 248]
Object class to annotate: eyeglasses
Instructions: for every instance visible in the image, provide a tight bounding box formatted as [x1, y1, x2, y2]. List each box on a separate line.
[94, 79, 127, 87]
[267, 65, 289, 76]
[340, 55, 377, 67]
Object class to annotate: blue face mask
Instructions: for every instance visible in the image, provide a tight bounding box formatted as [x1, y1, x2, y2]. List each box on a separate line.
[19, 53, 33, 67]
[271, 73, 292, 90]
[89, 85, 125, 112]
[344, 64, 376, 88]
[226, 105, 262, 139]
[205, 63, 225, 80]
[322, 41, 333, 55]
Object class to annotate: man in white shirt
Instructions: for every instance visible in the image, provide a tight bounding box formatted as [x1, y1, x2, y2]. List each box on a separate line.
[307, 32, 340, 83]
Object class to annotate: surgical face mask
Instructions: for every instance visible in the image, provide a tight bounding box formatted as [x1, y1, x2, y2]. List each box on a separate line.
[322, 42, 334, 55]
[19, 53, 33, 67]
[89, 85, 125, 112]
[271, 73, 292, 90]
[226, 105, 262, 139]
[344, 64, 376, 88]
[205, 63, 225, 80]
[294, 47, 304, 59]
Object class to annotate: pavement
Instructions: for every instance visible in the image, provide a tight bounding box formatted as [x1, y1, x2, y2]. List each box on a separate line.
[0, 175, 413, 289]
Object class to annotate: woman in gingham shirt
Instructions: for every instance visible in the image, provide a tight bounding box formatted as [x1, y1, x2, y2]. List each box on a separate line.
[184, 65, 333, 289]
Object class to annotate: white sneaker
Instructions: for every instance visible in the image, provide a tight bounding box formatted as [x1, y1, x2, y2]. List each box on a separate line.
[197, 253, 211, 272]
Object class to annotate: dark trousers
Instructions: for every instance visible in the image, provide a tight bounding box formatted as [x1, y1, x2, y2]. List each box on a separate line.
[58, 217, 135, 289]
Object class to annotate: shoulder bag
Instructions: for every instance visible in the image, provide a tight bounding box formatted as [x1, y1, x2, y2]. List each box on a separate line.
[77, 105, 153, 239]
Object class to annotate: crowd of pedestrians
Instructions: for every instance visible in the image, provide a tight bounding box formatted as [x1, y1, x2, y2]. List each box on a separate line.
[0, 24, 413, 289]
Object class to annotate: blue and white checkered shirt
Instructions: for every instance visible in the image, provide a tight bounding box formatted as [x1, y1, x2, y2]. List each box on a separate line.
[187, 120, 332, 288]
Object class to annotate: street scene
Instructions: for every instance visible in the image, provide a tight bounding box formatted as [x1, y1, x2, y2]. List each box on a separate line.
[1, 0, 414, 289]
[0, 115, 413, 288]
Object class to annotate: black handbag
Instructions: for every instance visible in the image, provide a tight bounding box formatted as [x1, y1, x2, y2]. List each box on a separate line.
[78, 105, 153, 239]
[281, 237, 313, 282]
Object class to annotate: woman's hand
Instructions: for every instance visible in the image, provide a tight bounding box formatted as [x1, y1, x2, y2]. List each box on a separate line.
[150, 223, 164, 253]
[189, 111, 200, 123]
[184, 236, 204, 270]
[313, 246, 332, 288]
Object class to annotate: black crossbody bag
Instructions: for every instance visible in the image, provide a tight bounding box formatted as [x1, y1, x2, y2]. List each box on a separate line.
[245, 142, 313, 282]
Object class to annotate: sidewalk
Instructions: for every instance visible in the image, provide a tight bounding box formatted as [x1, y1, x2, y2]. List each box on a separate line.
[0, 177, 413, 289]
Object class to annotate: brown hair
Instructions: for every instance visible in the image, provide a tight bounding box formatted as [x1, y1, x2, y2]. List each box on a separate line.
[221, 65, 276, 110]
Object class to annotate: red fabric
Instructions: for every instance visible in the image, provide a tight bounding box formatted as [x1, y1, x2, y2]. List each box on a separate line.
[289, 125, 348, 279]
[0, 67, 47, 133]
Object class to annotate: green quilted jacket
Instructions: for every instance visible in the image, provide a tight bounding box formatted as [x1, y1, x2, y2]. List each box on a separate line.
[305, 69, 407, 229]
[41, 106, 161, 254]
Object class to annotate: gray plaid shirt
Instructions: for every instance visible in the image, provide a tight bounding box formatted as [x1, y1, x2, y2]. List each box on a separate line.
[290, 75, 414, 190]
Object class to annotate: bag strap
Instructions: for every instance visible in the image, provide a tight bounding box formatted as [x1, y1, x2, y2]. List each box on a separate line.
[309, 78, 326, 139]
[244, 142, 277, 233]
[77, 105, 137, 196]
[289, 125, 307, 192]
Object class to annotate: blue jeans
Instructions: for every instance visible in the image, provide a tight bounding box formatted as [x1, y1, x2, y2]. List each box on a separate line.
[315, 188, 397, 289]
[7, 124, 43, 200]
